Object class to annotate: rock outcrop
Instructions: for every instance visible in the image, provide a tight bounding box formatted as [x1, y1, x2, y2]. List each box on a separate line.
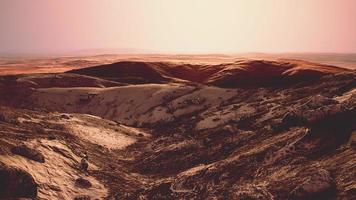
[0, 163, 38, 199]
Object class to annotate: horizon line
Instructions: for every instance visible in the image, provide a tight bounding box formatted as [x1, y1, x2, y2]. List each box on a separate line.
[1, 51, 356, 59]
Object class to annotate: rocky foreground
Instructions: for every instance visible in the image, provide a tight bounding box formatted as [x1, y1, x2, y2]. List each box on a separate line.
[0, 59, 355, 200]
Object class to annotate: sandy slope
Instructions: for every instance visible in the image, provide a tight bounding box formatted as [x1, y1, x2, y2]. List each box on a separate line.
[0, 139, 108, 199]
[25, 84, 238, 127]
[0, 107, 150, 199]
[0, 58, 355, 200]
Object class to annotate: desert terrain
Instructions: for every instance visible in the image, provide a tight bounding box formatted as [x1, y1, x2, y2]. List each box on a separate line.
[0, 55, 355, 200]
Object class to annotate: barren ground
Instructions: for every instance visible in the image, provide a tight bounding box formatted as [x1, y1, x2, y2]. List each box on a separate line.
[0, 55, 355, 200]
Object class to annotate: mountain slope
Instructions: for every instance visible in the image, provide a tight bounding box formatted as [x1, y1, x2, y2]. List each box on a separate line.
[0, 59, 354, 199]
[67, 59, 349, 88]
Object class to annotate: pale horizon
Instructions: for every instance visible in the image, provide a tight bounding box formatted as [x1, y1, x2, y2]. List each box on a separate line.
[1, 0, 356, 55]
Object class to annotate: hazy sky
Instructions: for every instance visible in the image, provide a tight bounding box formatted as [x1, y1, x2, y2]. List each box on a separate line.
[1, 0, 356, 55]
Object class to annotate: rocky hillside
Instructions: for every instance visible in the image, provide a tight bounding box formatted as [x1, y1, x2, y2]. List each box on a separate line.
[0, 59, 355, 200]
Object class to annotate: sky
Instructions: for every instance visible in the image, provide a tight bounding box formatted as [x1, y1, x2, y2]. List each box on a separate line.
[1, 0, 356, 55]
